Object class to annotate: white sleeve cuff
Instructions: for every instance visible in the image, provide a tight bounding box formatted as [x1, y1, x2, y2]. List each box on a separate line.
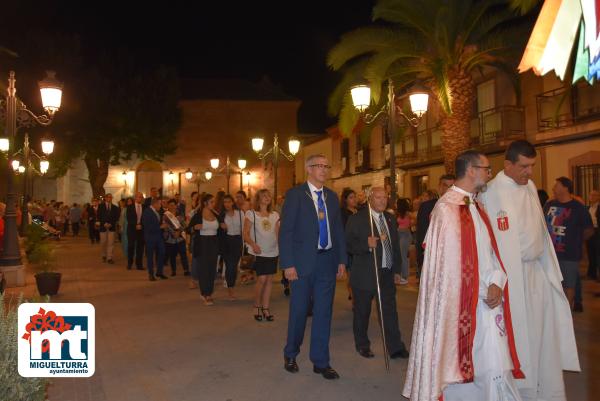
[489, 270, 507, 290]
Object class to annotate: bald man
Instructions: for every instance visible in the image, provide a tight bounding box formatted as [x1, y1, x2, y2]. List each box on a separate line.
[345, 187, 409, 359]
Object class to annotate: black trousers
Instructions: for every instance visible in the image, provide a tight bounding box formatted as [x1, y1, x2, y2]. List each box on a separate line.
[224, 235, 242, 288]
[127, 228, 145, 268]
[71, 222, 80, 236]
[586, 228, 599, 278]
[166, 241, 190, 273]
[352, 269, 406, 355]
[88, 222, 100, 243]
[198, 235, 218, 296]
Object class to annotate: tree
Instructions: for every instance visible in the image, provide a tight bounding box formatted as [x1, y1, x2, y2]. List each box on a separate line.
[0, 32, 181, 198]
[327, 0, 529, 173]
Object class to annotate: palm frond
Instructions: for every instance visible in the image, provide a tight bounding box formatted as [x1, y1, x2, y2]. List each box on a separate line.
[327, 26, 414, 70]
[509, 0, 539, 15]
[327, 59, 369, 116]
[372, 0, 437, 43]
[430, 59, 452, 115]
[364, 50, 422, 102]
[338, 94, 361, 137]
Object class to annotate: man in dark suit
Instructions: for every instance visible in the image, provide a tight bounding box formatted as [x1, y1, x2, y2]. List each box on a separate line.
[415, 174, 455, 277]
[126, 191, 146, 270]
[142, 197, 168, 281]
[144, 187, 161, 208]
[97, 193, 121, 264]
[345, 187, 409, 359]
[280, 153, 347, 380]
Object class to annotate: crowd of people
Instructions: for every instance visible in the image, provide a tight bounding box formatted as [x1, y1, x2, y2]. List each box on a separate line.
[3, 140, 597, 399]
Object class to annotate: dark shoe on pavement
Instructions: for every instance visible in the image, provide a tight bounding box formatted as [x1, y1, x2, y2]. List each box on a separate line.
[313, 365, 340, 380]
[573, 302, 584, 312]
[284, 357, 299, 373]
[390, 349, 409, 359]
[171, 271, 176, 277]
[156, 274, 168, 280]
[136, 266, 144, 270]
[127, 265, 132, 270]
[183, 271, 191, 276]
[107, 259, 115, 264]
[284, 287, 290, 296]
[148, 274, 156, 281]
[357, 348, 375, 358]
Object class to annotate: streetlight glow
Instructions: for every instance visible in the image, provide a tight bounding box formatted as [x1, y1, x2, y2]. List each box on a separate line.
[40, 159, 49, 174]
[204, 170, 213, 180]
[17, 165, 25, 174]
[288, 138, 301, 156]
[38, 71, 63, 115]
[41, 139, 54, 155]
[185, 168, 193, 180]
[251, 137, 264, 153]
[408, 89, 429, 118]
[0, 138, 9, 152]
[11, 160, 20, 171]
[237, 158, 247, 170]
[210, 158, 220, 169]
[351, 85, 371, 112]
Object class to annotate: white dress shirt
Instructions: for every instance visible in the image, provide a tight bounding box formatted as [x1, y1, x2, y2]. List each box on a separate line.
[307, 181, 332, 250]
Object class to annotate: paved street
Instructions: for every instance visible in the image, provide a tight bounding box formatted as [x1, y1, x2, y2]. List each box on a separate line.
[7, 235, 598, 401]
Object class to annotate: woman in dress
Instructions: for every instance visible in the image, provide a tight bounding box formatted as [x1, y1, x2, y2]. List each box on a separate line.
[243, 189, 280, 321]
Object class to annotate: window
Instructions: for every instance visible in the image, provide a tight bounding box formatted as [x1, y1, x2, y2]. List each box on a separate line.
[341, 138, 349, 174]
[573, 164, 600, 204]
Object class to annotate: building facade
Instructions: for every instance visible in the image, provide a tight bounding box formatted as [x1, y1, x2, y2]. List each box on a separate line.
[296, 70, 600, 204]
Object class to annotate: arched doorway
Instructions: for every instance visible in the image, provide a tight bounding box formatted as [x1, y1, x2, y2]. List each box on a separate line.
[136, 161, 163, 197]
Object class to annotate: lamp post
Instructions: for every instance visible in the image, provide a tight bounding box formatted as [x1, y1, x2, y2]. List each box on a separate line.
[0, 70, 62, 276]
[350, 79, 428, 204]
[250, 133, 300, 205]
[16, 132, 54, 235]
[209, 155, 247, 194]
[183, 168, 213, 194]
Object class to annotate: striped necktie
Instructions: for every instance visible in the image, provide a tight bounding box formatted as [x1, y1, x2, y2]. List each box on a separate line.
[379, 212, 392, 269]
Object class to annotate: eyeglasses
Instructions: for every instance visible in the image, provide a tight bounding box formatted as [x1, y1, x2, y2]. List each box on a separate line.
[472, 165, 492, 173]
[309, 164, 331, 170]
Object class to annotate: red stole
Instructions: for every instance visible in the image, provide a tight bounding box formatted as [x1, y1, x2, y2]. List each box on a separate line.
[457, 203, 525, 384]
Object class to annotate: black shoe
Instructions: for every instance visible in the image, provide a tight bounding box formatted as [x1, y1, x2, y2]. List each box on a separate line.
[313, 365, 339, 380]
[171, 271, 176, 277]
[148, 274, 156, 281]
[357, 348, 374, 358]
[107, 259, 114, 264]
[156, 274, 168, 280]
[283, 287, 290, 297]
[183, 271, 191, 276]
[390, 349, 409, 359]
[284, 357, 299, 373]
[573, 302, 583, 313]
[127, 265, 132, 270]
[102, 257, 106, 262]
[136, 266, 144, 271]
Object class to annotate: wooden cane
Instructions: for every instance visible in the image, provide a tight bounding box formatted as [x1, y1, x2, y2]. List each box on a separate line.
[367, 202, 390, 372]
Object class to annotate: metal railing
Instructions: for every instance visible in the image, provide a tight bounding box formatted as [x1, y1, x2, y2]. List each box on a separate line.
[537, 84, 600, 131]
[471, 105, 525, 146]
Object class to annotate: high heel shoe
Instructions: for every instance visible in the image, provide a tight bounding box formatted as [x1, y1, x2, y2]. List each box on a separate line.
[262, 308, 274, 322]
[254, 306, 263, 321]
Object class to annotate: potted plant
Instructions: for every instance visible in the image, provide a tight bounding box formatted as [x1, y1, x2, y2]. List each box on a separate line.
[25, 225, 61, 296]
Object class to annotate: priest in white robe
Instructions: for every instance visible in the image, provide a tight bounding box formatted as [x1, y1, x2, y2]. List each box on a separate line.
[481, 140, 580, 401]
[403, 150, 524, 401]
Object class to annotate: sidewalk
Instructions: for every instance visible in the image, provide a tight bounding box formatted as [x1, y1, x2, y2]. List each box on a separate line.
[6, 235, 598, 401]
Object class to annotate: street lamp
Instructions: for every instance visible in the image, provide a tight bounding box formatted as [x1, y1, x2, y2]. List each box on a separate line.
[0, 70, 62, 280]
[250, 133, 300, 204]
[209, 155, 247, 194]
[350, 80, 429, 204]
[204, 170, 213, 181]
[184, 168, 193, 181]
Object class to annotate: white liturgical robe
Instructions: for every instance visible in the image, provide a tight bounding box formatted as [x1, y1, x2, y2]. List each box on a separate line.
[443, 186, 521, 401]
[481, 171, 580, 401]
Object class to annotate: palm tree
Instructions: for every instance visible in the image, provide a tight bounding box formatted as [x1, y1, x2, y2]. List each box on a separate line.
[328, 0, 528, 173]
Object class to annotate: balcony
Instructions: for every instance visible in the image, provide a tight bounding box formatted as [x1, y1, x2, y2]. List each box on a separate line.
[471, 105, 525, 147]
[397, 125, 442, 164]
[537, 84, 600, 131]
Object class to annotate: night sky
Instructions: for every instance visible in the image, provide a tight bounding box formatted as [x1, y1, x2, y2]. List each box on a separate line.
[1, 1, 375, 133]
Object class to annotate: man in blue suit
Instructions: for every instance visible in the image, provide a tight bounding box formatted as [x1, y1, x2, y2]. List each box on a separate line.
[142, 197, 168, 281]
[280, 153, 347, 380]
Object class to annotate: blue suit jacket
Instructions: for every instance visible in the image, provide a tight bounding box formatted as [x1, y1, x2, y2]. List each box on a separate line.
[142, 207, 163, 243]
[279, 182, 347, 276]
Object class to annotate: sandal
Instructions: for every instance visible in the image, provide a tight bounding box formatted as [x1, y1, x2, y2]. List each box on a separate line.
[262, 308, 274, 322]
[254, 305, 263, 321]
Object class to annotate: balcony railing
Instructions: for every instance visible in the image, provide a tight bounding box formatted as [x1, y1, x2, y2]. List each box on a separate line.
[398, 125, 442, 163]
[471, 105, 525, 146]
[537, 84, 600, 131]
